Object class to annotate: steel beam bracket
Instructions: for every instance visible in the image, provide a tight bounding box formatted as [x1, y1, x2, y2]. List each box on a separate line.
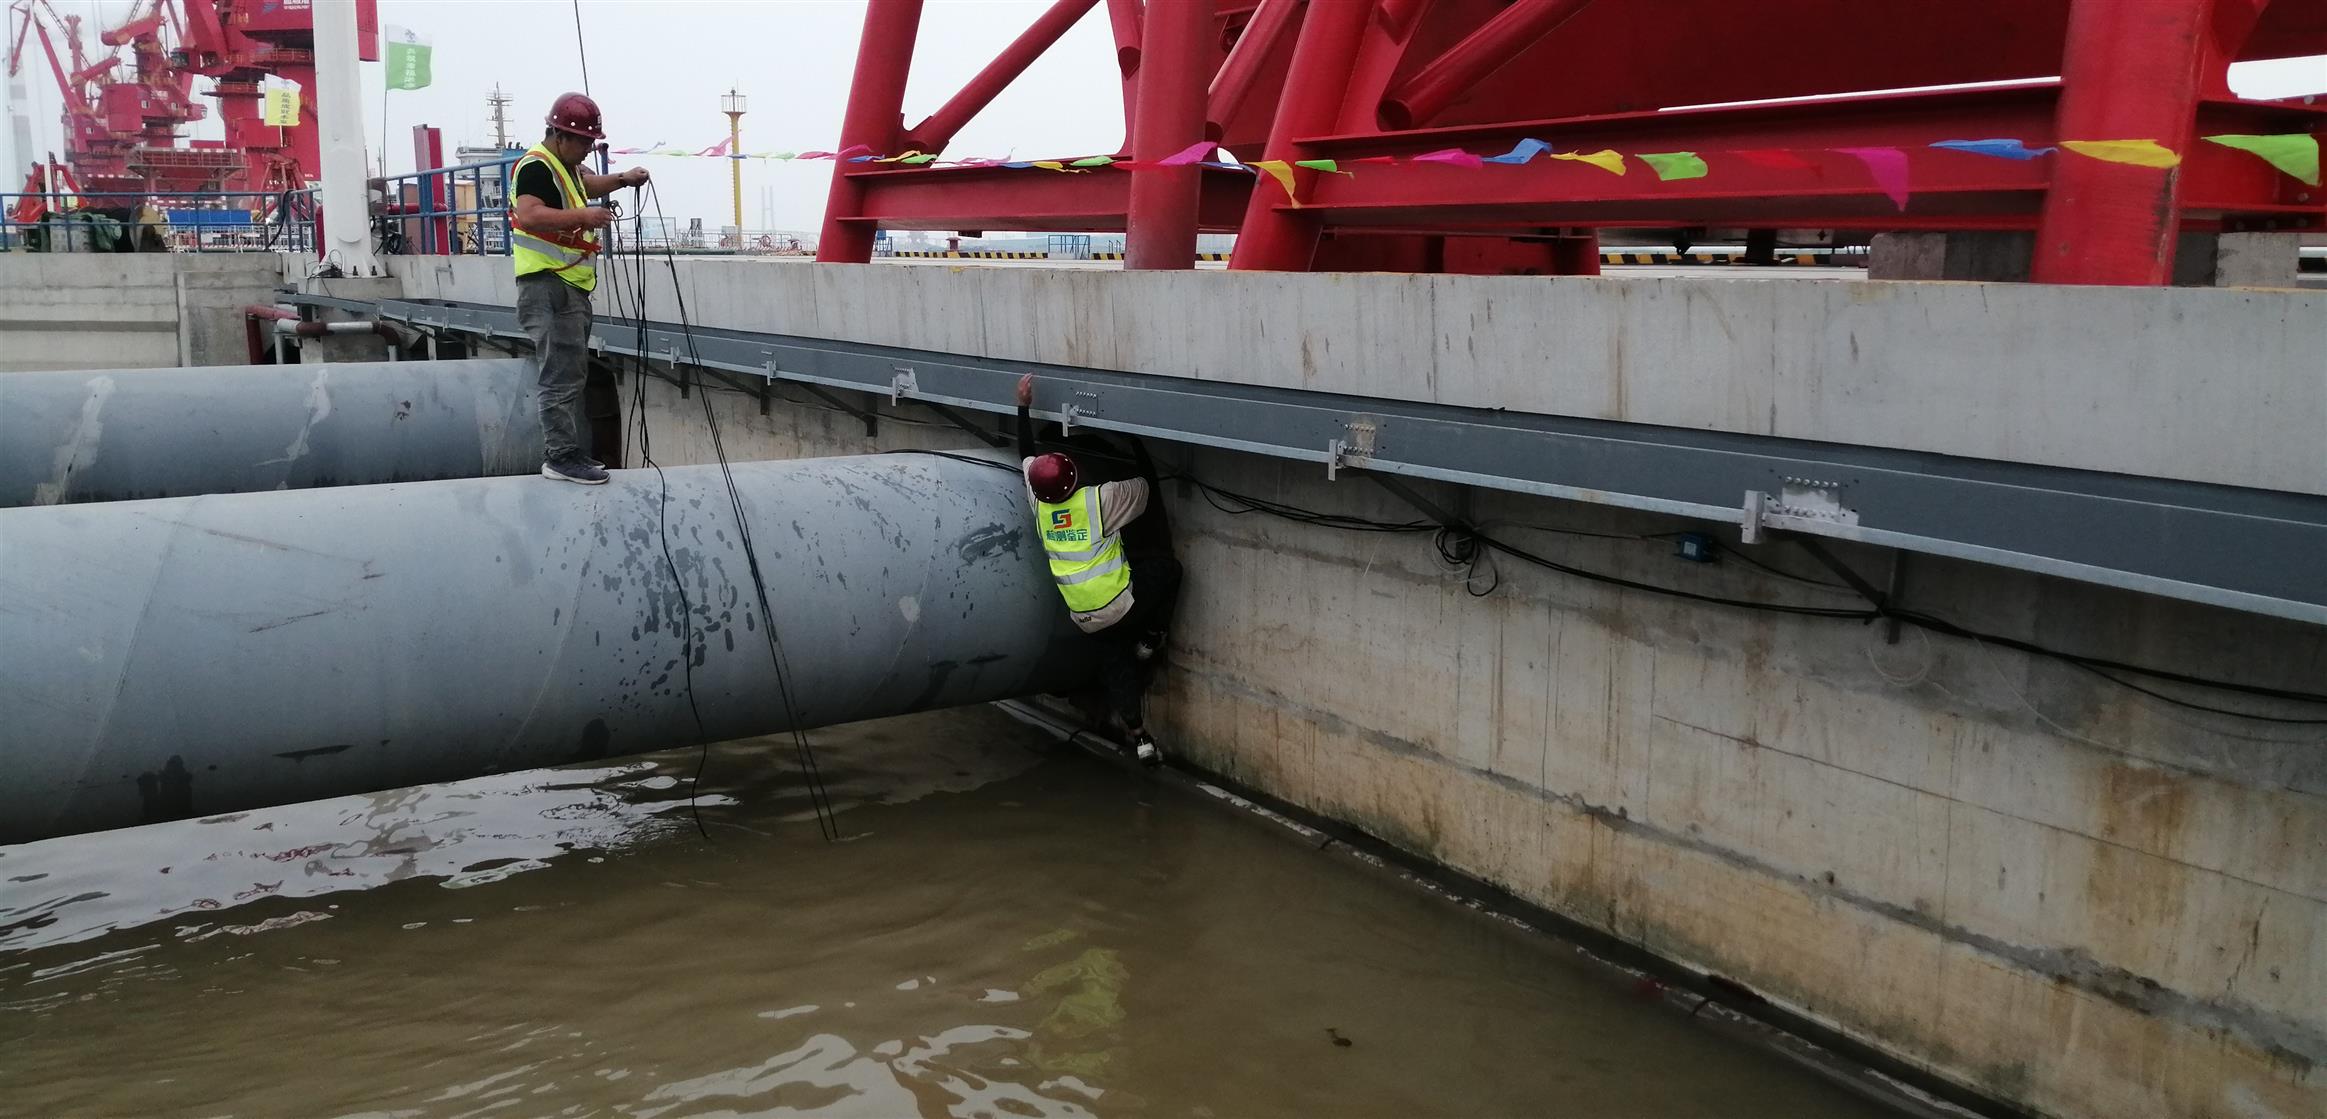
[1741, 477, 1858, 545]
[1327, 418, 1379, 481]
[890, 366, 919, 405]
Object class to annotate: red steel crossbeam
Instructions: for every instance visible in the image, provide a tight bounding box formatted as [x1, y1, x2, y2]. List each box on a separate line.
[820, 0, 2327, 282]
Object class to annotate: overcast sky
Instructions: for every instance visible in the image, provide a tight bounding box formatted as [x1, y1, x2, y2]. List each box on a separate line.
[3, 1, 2322, 231]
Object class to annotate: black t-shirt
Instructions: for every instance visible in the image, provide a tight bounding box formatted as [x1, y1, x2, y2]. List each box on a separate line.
[514, 159, 566, 208]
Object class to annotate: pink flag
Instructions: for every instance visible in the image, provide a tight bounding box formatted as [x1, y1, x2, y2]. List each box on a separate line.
[1412, 147, 1485, 169]
[1836, 146, 1910, 211]
[1155, 142, 1219, 166]
[695, 138, 732, 158]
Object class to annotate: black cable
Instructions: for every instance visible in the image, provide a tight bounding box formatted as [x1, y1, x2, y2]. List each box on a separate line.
[599, 199, 711, 839]
[570, 0, 592, 96]
[878, 446, 2326, 724]
[645, 183, 840, 840]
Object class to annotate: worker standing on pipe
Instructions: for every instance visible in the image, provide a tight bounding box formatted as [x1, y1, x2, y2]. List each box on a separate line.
[511, 91, 649, 486]
[1017, 373, 1180, 767]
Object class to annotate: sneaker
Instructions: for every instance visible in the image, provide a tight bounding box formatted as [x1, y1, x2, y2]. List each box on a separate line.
[542, 457, 609, 485]
[1132, 732, 1162, 768]
[581, 454, 605, 470]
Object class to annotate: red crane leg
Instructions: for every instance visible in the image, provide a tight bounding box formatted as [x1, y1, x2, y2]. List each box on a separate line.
[1228, 0, 1370, 271]
[1377, 0, 1596, 130]
[2031, 0, 2241, 285]
[1125, 0, 1215, 269]
[1106, 0, 1144, 149]
[903, 0, 1101, 152]
[817, 0, 925, 263]
[1206, 0, 1301, 140]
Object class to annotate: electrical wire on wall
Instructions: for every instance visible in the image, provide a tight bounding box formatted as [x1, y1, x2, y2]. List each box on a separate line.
[885, 446, 2327, 728]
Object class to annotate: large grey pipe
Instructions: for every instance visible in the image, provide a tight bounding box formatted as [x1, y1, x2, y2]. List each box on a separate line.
[0, 453, 1084, 843]
[0, 358, 540, 507]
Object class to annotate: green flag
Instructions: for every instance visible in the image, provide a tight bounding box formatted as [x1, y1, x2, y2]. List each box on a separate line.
[1637, 152, 1709, 181]
[2203, 133, 2320, 186]
[385, 26, 433, 91]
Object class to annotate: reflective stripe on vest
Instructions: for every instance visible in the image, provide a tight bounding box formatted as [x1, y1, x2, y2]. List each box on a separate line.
[510, 143, 598, 291]
[1037, 487, 1130, 614]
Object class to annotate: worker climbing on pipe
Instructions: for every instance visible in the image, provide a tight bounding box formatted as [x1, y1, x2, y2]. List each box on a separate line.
[511, 91, 649, 485]
[1017, 373, 1181, 767]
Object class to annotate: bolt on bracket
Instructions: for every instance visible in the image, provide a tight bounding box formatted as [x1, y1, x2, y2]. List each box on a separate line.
[1742, 476, 1858, 544]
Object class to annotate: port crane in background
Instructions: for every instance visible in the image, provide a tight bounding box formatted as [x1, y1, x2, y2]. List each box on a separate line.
[5, 0, 376, 194]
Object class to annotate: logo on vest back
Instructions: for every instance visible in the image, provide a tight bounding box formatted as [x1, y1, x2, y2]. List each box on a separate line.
[1044, 506, 1090, 546]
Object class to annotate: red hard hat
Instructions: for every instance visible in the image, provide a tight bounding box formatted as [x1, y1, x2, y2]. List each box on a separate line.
[545, 92, 604, 140]
[1025, 453, 1079, 504]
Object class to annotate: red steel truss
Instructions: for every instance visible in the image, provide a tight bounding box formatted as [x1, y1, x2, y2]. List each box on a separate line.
[815, 0, 2327, 284]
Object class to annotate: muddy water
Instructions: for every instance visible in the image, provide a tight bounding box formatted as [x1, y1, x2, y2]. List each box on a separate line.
[2, 707, 1895, 1118]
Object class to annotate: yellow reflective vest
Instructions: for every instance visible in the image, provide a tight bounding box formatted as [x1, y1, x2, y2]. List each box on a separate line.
[510, 142, 599, 292]
[1036, 486, 1130, 614]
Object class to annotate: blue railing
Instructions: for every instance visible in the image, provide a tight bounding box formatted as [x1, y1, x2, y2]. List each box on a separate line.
[0, 189, 317, 253]
[377, 155, 519, 257]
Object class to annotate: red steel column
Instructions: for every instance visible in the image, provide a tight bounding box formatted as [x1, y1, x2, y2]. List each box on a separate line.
[1227, 0, 1369, 272]
[904, 0, 1102, 152]
[817, 0, 924, 263]
[2030, 0, 2226, 285]
[1124, 0, 1214, 270]
[1105, 0, 1144, 151]
[1206, 0, 1302, 139]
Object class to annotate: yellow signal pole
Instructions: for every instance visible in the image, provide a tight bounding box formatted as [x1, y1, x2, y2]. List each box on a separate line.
[720, 88, 747, 245]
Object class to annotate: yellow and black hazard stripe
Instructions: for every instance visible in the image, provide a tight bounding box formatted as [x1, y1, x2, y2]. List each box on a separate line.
[1598, 252, 1823, 265]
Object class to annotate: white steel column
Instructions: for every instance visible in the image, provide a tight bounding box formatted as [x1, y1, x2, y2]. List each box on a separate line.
[312, 0, 382, 275]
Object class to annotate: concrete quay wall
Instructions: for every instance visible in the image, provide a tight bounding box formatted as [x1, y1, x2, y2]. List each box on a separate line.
[396, 256, 2327, 496]
[591, 357, 2325, 1119]
[0, 254, 294, 371]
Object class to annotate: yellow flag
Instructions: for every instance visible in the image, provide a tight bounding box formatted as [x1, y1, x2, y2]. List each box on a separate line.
[1029, 160, 1086, 173]
[261, 86, 300, 127]
[1249, 159, 1300, 207]
[1553, 149, 1626, 176]
[2059, 139, 2180, 169]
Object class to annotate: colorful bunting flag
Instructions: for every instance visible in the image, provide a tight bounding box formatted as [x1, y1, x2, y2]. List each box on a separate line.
[562, 129, 2326, 200]
[1483, 139, 1554, 165]
[1730, 149, 1819, 171]
[1637, 152, 1708, 181]
[1156, 142, 1219, 166]
[2060, 139, 2180, 169]
[1249, 159, 1300, 207]
[1930, 138, 2053, 161]
[1414, 148, 1486, 169]
[2203, 133, 2320, 186]
[1836, 146, 1910, 211]
[1552, 149, 1626, 176]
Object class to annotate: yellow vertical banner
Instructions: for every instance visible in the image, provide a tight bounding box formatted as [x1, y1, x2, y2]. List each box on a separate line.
[261, 86, 300, 128]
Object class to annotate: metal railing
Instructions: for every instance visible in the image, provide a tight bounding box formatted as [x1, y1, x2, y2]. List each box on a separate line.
[376, 155, 520, 257]
[0, 189, 318, 253]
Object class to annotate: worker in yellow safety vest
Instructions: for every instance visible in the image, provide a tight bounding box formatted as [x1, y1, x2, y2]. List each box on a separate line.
[1017, 373, 1182, 766]
[512, 91, 649, 485]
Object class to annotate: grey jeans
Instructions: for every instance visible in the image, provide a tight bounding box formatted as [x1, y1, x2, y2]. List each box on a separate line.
[516, 272, 594, 463]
